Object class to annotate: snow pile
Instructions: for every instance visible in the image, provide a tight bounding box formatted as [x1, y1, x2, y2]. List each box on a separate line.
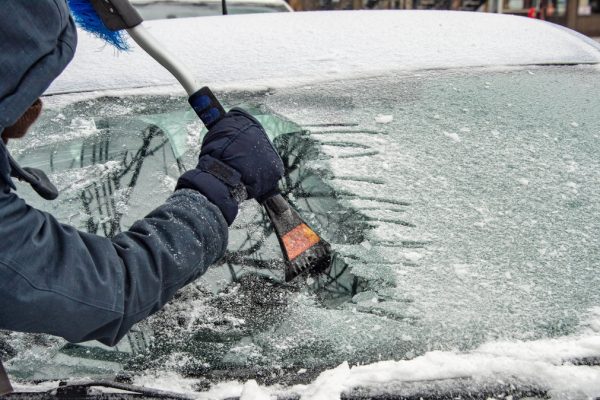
[130, 318, 600, 399]
[298, 362, 350, 400]
[48, 11, 600, 95]
[339, 336, 600, 396]
[14, 327, 600, 399]
[239, 380, 271, 400]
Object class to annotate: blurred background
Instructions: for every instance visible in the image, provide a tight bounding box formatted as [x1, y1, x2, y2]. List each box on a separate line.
[291, 0, 600, 37]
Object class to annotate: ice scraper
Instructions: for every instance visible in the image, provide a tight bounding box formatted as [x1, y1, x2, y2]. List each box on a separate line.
[67, 0, 331, 281]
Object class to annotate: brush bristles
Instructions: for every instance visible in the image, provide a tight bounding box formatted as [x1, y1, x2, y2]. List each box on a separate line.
[67, 0, 130, 50]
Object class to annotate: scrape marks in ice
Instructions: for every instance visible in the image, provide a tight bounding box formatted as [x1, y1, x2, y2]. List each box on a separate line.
[349, 263, 399, 286]
[336, 243, 424, 265]
[301, 120, 430, 329]
[359, 208, 410, 225]
[309, 128, 386, 136]
[347, 290, 420, 322]
[330, 175, 386, 185]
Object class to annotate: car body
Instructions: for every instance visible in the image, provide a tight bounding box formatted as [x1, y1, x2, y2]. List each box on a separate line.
[4, 10, 600, 399]
[131, 0, 293, 20]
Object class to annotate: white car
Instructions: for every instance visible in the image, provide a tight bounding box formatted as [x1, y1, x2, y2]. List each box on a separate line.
[4, 10, 600, 399]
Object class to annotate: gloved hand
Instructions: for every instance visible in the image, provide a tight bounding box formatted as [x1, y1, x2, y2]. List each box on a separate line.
[176, 107, 285, 225]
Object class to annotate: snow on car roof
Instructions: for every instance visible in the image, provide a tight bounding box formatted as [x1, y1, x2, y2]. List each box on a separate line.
[48, 10, 600, 96]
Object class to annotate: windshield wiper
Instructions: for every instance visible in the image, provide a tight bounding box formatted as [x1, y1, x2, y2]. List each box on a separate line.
[1, 380, 194, 400]
[0, 360, 12, 396]
[0, 375, 553, 400]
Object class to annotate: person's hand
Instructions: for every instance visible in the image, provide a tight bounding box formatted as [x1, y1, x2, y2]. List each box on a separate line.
[176, 108, 285, 225]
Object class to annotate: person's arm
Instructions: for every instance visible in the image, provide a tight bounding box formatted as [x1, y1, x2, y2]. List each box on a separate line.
[0, 107, 283, 346]
[0, 187, 227, 346]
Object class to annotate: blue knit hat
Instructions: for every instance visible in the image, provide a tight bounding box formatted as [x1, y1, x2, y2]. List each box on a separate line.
[0, 0, 77, 130]
[0, 0, 77, 187]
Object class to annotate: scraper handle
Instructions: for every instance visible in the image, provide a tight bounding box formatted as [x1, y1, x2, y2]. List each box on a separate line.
[188, 87, 227, 129]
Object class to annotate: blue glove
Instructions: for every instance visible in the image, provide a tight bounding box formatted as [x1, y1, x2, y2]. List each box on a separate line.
[176, 108, 285, 225]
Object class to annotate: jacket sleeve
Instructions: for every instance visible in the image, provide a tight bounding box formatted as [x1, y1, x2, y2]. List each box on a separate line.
[0, 187, 228, 346]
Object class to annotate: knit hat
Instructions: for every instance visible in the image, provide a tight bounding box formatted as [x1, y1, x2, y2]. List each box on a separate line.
[0, 0, 76, 188]
[1, 99, 43, 144]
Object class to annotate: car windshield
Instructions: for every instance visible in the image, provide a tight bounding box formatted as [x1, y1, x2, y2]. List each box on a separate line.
[133, 2, 290, 19]
[3, 65, 600, 395]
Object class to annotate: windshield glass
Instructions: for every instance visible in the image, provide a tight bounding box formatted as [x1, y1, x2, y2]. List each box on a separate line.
[3, 65, 600, 395]
[133, 2, 290, 19]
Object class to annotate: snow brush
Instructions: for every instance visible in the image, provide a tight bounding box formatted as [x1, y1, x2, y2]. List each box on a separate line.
[68, 0, 332, 282]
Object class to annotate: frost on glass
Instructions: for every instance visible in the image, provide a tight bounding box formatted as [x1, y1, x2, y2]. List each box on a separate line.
[3, 66, 600, 389]
[262, 66, 600, 361]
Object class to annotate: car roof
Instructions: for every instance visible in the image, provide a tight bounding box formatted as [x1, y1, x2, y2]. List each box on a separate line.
[48, 10, 600, 96]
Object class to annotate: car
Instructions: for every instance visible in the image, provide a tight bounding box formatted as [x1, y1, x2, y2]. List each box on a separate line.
[131, 0, 293, 20]
[3, 9, 600, 399]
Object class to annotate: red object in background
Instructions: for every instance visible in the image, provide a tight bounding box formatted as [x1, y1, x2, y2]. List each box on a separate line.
[527, 6, 537, 17]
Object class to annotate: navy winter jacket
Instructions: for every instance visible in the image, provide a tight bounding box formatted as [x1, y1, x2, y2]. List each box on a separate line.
[0, 0, 228, 345]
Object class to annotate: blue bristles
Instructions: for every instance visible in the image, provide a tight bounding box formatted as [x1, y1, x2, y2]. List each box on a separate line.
[67, 0, 130, 51]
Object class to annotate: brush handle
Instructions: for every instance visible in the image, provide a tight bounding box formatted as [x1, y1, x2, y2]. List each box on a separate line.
[90, 1, 200, 94]
[188, 87, 227, 129]
[127, 25, 201, 95]
[127, 26, 226, 128]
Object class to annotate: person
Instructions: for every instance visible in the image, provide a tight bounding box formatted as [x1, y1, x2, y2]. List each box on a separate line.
[0, 0, 284, 346]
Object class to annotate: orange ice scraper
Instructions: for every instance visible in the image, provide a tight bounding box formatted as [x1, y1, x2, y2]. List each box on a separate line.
[264, 195, 332, 281]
